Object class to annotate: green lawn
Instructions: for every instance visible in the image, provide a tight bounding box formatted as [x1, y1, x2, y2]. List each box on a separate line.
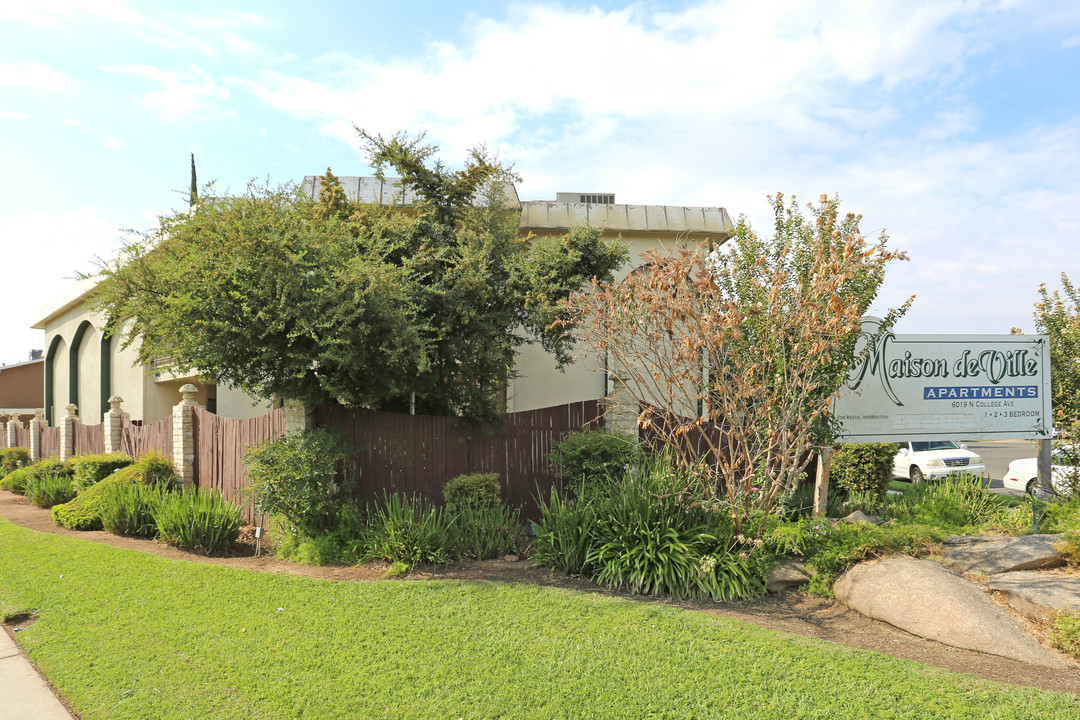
[0, 518, 1076, 719]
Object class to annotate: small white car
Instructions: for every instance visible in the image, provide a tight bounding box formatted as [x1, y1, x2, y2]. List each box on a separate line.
[893, 441, 986, 483]
[1002, 446, 1080, 496]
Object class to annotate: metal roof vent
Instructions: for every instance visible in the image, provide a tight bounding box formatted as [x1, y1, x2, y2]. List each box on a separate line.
[556, 192, 615, 205]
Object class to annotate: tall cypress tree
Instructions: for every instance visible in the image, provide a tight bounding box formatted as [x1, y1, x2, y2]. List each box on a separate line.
[189, 153, 198, 206]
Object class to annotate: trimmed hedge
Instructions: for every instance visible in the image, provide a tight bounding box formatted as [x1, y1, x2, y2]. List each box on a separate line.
[52, 451, 176, 530]
[443, 473, 501, 509]
[830, 443, 899, 500]
[70, 452, 134, 491]
[550, 430, 638, 483]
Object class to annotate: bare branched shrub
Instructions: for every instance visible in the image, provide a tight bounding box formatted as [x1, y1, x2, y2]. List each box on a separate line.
[570, 193, 911, 534]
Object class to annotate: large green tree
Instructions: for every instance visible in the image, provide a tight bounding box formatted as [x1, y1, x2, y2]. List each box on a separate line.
[92, 131, 627, 422]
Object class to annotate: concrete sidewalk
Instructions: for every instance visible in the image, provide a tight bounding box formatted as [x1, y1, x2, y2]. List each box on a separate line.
[0, 628, 76, 720]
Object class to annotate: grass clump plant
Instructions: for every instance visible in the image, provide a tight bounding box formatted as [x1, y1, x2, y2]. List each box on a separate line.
[453, 501, 523, 560]
[24, 460, 77, 508]
[153, 487, 242, 554]
[532, 488, 598, 575]
[101, 482, 168, 538]
[535, 454, 766, 601]
[52, 450, 175, 530]
[365, 493, 455, 568]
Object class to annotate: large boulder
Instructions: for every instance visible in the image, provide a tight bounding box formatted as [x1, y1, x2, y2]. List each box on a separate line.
[767, 559, 812, 593]
[988, 572, 1080, 621]
[940, 535, 1065, 575]
[834, 556, 1067, 667]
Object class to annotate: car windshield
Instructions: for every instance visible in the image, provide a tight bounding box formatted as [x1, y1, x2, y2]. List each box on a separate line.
[910, 441, 960, 452]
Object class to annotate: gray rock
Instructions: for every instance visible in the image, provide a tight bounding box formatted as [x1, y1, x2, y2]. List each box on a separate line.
[988, 572, 1080, 621]
[767, 559, 812, 593]
[940, 534, 1065, 575]
[834, 556, 1067, 667]
[840, 510, 878, 525]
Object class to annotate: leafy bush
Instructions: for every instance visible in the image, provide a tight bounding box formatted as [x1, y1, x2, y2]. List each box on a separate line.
[830, 443, 898, 500]
[101, 482, 168, 538]
[274, 505, 371, 566]
[0, 466, 32, 493]
[881, 474, 1002, 531]
[69, 452, 134, 491]
[0, 447, 31, 474]
[25, 461, 77, 508]
[550, 430, 638, 488]
[244, 429, 345, 536]
[53, 451, 176, 530]
[443, 472, 501, 510]
[154, 488, 242, 554]
[453, 502, 522, 560]
[1057, 529, 1080, 567]
[1050, 610, 1080, 660]
[532, 488, 598, 576]
[1040, 496, 1080, 534]
[365, 493, 455, 567]
[800, 522, 940, 596]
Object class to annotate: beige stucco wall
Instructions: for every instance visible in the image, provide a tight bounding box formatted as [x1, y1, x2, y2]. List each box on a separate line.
[217, 383, 274, 419]
[507, 231, 714, 414]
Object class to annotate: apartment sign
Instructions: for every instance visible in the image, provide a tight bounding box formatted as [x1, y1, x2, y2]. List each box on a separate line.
[833, 317, 1052, 442]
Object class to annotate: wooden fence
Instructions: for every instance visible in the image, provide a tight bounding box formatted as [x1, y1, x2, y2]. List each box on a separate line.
[120, 416, 173, 460]
[72, 420, 106, 456]
[193, 407, 286, 522]
[12, 423, 29, 449]
[317, 400, 603, 518]
[39, 426, 60, 460]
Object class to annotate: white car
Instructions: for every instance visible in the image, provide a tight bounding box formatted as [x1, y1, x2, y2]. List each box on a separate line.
[893, 440, 987, 483]
[1002, 446, 1080, 496]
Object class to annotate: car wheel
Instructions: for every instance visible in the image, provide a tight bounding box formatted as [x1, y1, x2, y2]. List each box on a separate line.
[910, 466, 924, 484]
[1026, 479, 1037, 496]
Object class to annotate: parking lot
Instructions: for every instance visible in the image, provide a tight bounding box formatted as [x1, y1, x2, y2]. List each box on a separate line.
[946, 439, 1035, 497]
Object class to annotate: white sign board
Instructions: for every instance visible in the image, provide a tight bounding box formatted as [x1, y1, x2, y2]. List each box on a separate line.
[833, 318, 1051, 442]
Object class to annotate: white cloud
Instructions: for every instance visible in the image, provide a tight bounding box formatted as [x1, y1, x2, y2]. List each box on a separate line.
[61, 117, 86, 127]
[0, 61, 75, 91]
[105, 135, 122, 148]
[0, 110, 27, 120]
[101, 64, 232, 121]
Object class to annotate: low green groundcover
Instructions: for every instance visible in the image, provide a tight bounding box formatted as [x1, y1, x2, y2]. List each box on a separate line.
[0, 519, 1075, 719]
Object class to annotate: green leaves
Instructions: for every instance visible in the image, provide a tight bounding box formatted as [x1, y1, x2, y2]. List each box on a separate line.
[92, 132, 627, 423]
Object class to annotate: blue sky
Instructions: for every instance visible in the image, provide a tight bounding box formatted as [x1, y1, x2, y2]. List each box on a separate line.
[1, 0, 1079, 367]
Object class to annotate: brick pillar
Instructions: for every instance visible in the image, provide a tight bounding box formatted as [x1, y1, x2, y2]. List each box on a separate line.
[3, 414, 15, 449]
[172, 384, 200, 490]
[59, 404, 78, 461]
[102, 396, 125, 454]
[284, 399, 315, 435]
[29, 409, 46, 461]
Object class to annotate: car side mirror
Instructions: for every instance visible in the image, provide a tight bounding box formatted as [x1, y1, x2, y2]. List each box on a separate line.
[898, 448, 908, 455]
[960, 444, 968, 450]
